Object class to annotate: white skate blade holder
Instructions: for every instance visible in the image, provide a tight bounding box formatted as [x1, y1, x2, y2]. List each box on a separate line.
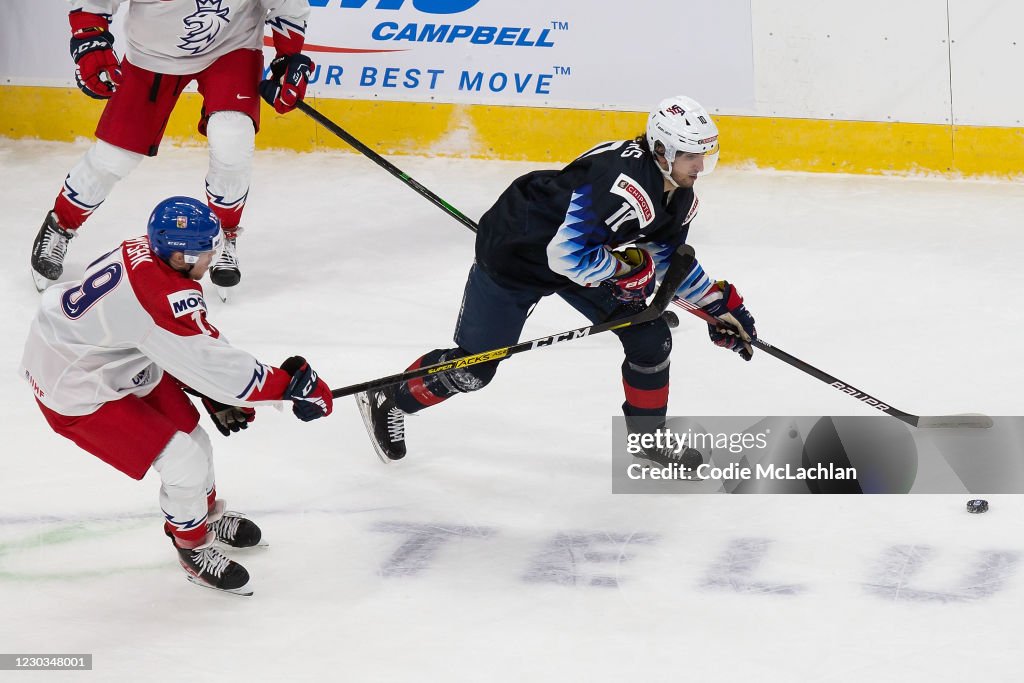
[31, 268, 52, 293]
[185, 574, 254, 597]
[355, 392, 397, 464]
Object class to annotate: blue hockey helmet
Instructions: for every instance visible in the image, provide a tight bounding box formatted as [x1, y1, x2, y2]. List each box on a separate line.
[147, 196, 223, 263]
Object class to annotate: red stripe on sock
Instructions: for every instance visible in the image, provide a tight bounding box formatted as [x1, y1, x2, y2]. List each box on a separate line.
[406, 356, 447, 407]
[207, 200, 244, 235]
[622, 380, 669, 410]
[53, 195, 90, 231]
[166, 521, 208, 546]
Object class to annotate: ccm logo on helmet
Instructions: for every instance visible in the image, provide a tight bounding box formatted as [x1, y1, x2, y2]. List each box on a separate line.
[167, 290, 207, 318]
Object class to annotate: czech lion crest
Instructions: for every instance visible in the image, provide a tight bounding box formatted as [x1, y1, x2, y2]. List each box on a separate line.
[178, 0, 231, 55]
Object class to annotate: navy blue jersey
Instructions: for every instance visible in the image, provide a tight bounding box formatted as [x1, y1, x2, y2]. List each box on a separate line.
[475, 138, 712, 301]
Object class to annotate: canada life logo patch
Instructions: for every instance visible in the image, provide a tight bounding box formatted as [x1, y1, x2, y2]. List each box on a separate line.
[167, 289, 207, 318]
[610, 174, 654, 228]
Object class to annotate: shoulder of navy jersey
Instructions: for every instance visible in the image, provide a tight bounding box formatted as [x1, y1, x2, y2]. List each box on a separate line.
[543, 141, 668, 286]
[575, 142, 667, 241]
[570, 139, 665, 196]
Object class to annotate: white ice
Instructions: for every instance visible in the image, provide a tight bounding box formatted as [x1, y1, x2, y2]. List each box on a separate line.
[1, 138, 1022, 682]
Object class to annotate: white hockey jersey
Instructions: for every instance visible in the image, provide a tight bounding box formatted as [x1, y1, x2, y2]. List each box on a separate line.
[21, 236, 293, 417]
[70, 0, 311, 75]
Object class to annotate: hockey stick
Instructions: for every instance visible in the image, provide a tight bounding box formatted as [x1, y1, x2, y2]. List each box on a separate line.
[329, 245, 695, 399]
[294, 100, 478, 234]
[671, 297, 992, 429]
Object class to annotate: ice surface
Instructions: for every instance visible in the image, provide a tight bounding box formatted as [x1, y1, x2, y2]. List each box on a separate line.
[1, 139, 1022, 682]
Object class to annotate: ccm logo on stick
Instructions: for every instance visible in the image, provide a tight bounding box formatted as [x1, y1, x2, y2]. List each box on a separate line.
[532, 329, 590, 349]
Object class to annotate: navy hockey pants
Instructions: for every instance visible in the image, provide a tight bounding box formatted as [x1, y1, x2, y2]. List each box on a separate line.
[395, 263, 672, 418]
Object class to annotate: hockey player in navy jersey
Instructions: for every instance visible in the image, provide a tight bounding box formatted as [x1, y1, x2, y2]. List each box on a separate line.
[30, 0, 315, 294]
[21, 197, 333, 595]
[356, 96, 757, 462]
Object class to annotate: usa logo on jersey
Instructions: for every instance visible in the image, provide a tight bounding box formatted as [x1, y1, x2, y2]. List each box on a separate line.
[178, 0, 231, 55]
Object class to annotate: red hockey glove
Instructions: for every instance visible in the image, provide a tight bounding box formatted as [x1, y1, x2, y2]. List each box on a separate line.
[200, 396, 256, 437]
[259, 54, 314, 114]
[69, 11, 122, 99]
[607, 247, 656, 303]
[281, 356, 333, 421]
[699, 281, 756, 361]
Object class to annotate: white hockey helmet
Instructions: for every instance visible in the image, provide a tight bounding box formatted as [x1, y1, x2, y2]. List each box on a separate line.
[646, 96, 720, 182]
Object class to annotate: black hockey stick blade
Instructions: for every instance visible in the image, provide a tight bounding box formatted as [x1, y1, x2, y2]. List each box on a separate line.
[330, 245, 695, 400]
[671, 296, 992, 429]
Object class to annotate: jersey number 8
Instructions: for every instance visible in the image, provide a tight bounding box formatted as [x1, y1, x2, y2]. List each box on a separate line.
[61, 263, 123, 320]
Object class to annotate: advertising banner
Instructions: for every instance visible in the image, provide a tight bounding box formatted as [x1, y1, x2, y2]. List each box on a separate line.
[301, 0, 755, 110]
[0, 0, 755, 112]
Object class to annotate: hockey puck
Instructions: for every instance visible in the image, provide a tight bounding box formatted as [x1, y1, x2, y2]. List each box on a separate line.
[662, 310, 679, 329]
[966, 499, 989, 514]
[681, 446, 703, 470]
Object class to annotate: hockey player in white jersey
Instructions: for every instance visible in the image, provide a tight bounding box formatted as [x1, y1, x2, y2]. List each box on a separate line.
[21, 196, 334, 595]
[30, 0, 315, 295]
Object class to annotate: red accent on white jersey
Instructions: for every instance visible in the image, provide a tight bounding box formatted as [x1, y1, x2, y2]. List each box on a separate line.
[21, 236, 291, 416]
[269, 14, 306, 54]
[71, 0, 310, 75]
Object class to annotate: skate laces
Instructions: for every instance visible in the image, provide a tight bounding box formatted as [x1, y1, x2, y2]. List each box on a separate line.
[386, 407, 405, 443]
[213, 515, 241, 543]
[40, 226, 72, 264]
[191, 546, 232, 578]
[214, 238, 238, 269]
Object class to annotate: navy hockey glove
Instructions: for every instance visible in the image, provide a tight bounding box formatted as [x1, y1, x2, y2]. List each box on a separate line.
[259, 54, 314, 114]
[201, 396, 256, 437]
[69, 11, 122, 99]
[606, 247, 656, 303]
[700, 281, 756, 361]
[281, 356, 333, 421]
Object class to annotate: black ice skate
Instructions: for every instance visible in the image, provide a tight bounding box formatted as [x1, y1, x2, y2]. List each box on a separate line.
[30, 212, 75, 291]
[633, 443, 704, 479]
[355, 385, 407, 463]
[208, 501, 264, 548]
[173, 532, 252, 596]
[625, 413, 703, 479]
[210, 235, 240, 301]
